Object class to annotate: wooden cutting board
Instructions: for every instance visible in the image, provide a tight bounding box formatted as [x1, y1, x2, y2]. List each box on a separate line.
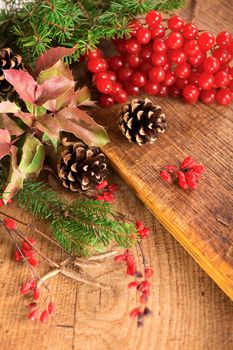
[94, 0, 233, 300]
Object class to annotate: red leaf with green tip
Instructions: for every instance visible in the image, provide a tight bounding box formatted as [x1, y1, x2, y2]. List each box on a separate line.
[35, 46, 77, 76]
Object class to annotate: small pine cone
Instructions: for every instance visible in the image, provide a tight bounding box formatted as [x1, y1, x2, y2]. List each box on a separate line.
[0, 48, 23, 97]
[58, 138, 108, 192]
[118, 98, 167, 146]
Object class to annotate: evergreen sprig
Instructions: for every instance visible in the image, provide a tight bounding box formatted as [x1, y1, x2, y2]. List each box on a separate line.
[0, 0, 185, 63]
[0, 167, 136, 256]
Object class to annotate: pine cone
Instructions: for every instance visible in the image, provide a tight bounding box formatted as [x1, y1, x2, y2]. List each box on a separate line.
[58, 138, 108, 192]
[0, 48, 23, 97]
[118, 98, 167, 146]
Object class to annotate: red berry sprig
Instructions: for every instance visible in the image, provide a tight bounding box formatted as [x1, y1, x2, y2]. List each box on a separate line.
[160, 155, 205, 190]
[85, 12, 233, 107]
[14, 236, 39, 267]
[114, 220, 153, 327]
[95, 180, 120, 203]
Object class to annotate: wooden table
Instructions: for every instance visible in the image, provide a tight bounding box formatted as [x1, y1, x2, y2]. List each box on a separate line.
[0, 1, 233, 349]
[0, 172, 233, 350]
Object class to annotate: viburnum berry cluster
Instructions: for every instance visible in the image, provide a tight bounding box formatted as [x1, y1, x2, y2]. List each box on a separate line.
[115, 221, 153, 327]
[160, 155, 205, 189]
[86, 11, 233, 107]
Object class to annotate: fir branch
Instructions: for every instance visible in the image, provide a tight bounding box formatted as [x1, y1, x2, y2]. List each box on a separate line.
[0, 168, 136, 256]
[0, 0, 185, 62]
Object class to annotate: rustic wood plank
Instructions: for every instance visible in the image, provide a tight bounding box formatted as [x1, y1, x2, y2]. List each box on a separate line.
[0, 174, 233, 350]
[93, 0, 233, 300]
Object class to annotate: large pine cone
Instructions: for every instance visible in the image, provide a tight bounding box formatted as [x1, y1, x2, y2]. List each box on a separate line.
[0, 48, 23, 97]
[58, 138, 108, 192]
[118, 98, 167, 146]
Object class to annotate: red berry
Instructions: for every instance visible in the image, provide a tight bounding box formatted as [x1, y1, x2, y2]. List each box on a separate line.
[216, 31, 233, 48]
[136, 221, 144, 230]
[188, 51, 205, 66]
[144, 81, 160, 95]
[213, 48, 232, 64]
[3, 218, 17, 231]
[185, 171, 197, 189]
[130, 72, 146, 87]
[87, 58, 108, 73]
[180, 156, 196, 169]
[96, 180, 108, 190]
[22, 241, 32, 251]
[183, 39, 199, 56]
[28, 302, 38, 311]
[183, 84, 200, 103]
[126, 39, 141, 54]
[177, 171, 189, 189]
[203, 56, 220, 74]
[183, 23, 198, 40]
[128, 281, 139, 289]
[151, 24, 165, 39]
[229, 80, 233, 92]
[168, 16, 186, 31]
[0, 199, 4, 207]
[198, 72, 214, 90]
[99, 95, 115, 107]
[124, 83, 139, 96]
[48, 302, 56, 315]
[28, 258, 39, 267]
[130, 308, 141, 318]
[136, 28, 152, 45]
[21, 247, 34, 258]
[163, 71, 176, 86]
[215, 89, 232, 105]
[15, 250, 22, 262]
[214, 70, 230, 88]
[160, 170, 172, 183]
[188, 71, 200, 85]
[20, 282, 32, 295]
[140, 44, 153, 61]
[40, 310, 49, 324]
[146, 10, 162, 28]
[166, 32, 184, 49]
[126, 54, 142, 68]
[169, 48, 187, 64]
[128, 20, 142, 37]
[139, 227, 150, 239]
[149, 66, 165, 83]
[197, 32, 215, 51]
[169, 85, 182, 97]
[96, 78, 113, 94]
[158, 85, 169, 97]
[151, 52, 167, 66]
[176, 78, 188, 89]
[118, 67, 133, 82]
[28, 310, 38, 321]
[153, 38, 167, 53]
[108, 184, 119, 192]
[111, 82, 121, 94]
[145, 267, 154, 278]
[200, 89, 216, 104]
[33, 287, 40, 300]
[138, 61, 153, 74]
[175, 63, 191, 79]
[86, 49, 103, 60]
[108, 56, 124, 71]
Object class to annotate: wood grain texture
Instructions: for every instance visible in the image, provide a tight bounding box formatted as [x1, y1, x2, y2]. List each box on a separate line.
[0, 173, 233, 350]
[92, 0, 233, 300]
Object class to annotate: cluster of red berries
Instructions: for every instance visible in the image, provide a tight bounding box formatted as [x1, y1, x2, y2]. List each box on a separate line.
[14, 237, 39, 267]
[160, 155, 205, 190]
[20, 279, 55, 323]
[86, 11, 233, 107]
[115, 248, 154, 327]
[135, 220, 150, 239]
[95, 180, 120, 203]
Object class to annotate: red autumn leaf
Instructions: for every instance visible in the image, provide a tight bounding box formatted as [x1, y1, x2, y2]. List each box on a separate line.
[0, 101, 20, 114]
[35, 76, 74, 106]
[35, 46, 77, 76]
[0, 113, 24, 136]
[34, 114, 60, 140]
[0, 129, 11, 160]
[3, 70, 37, 103]
[55, 107, 109, 146]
